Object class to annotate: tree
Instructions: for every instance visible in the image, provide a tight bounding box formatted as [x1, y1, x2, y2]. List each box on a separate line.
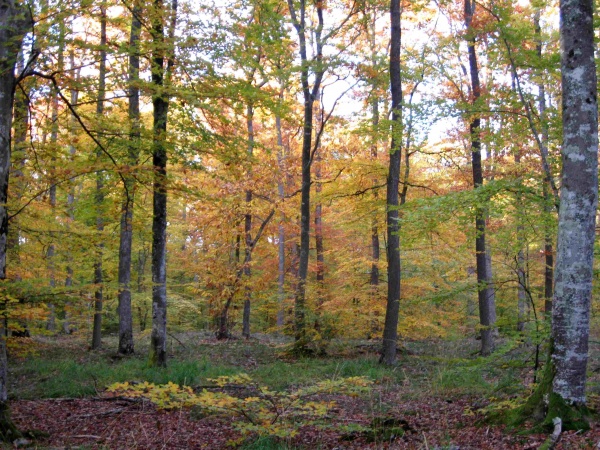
[286, 0, 325, 350]
[464, 0, 496, 356]
[91, 2, 107, 350]
[514, 0, 597, 430]
[548, 0, 597, 418]
[117, 0, 142, 356]
[379, 0, 401, 366]
[149, 0, 177, 367]
[0, 0, 29, 439]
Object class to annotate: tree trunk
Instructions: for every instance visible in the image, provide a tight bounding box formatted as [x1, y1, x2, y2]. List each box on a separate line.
[287, 0, 325, 352]
[276, 104, 285, 329]
[464, 0, 496, 356]
[46, 22, 65, 333]
[149, 0, 177, 367]
[380, 0, 402, 366]
[370, 99, 380, 288]
[534, 10, 554, 316]
[91, 4, 107, 350]
[7, 50, 27, 269]
[314, 150, 324, 295]
[118, 2, 142, 356]
[515, 0, 598, 430]
[0, 0, 28, 440]
[63, 50, 80, 334]
[551, 0, 597, 407]
[242, 103, 254, 339]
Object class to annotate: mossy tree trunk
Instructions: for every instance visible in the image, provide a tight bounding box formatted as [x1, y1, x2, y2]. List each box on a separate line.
[514, 0, 597, 431]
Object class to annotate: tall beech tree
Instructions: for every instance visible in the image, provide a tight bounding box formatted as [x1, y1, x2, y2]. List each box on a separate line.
[91, 3, 107, 350]
[517, 0, 598, 429]
[0, 0, 29, 439]
[379, 0, 401, 366]
[548, 0, 597, 418]
[464, 0, 496, 356]
[286, 0, 325, 350]
[117, 1, 142, 356]
[149, 0, 177, 367]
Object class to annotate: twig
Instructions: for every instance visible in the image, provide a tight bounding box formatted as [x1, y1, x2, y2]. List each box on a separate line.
[73, 408, 125, 418]
[167, 332, 187, 348]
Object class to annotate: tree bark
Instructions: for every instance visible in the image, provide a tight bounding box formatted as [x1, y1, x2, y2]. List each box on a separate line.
[149, 0, 177, 367]
[118, 1, 142, 356]
[380, 0, 402, 366]
[464, 0, 496, 356]
[369, 10, 380, 289]
[63, 50, 80, 334]
[46, 22, 66, 332]
[534, 10, 554, 316]
[0, 0, 28, 440]
[551, 0, 597, 405]
[242, 103, 254, 339]
[276, 102, 285, 329]
[91, 4, 107, 350]
[287, 0, 325, 351]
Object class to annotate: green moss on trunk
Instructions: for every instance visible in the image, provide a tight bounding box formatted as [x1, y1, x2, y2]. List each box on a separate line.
[491, 341, 591, 432]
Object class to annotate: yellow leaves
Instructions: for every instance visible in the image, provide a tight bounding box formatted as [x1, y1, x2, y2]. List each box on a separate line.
[106, 374, 373, 440]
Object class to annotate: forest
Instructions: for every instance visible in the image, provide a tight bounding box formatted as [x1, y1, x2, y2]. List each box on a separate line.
[0, 0, 598, 447]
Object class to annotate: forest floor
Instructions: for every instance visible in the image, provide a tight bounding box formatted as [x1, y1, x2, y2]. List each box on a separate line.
[6, 331, 600, 449]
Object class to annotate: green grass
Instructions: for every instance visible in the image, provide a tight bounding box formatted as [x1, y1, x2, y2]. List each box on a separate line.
[10, 354, 237, 399]
[8, 333, 524, 402]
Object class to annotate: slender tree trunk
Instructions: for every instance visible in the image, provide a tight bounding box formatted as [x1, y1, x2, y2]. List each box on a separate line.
[276, 105, 285, 329]
[63, 51, 80, 334]
[137, 248, 148, 331]
[380, 0, 402, 366]
[46, 23, 66, 332]
[516, 149, 527, 332]
[91, 5, 107, 350]
[0, 0, 28, 439]
[370, 101, 380, 287]
[369, 12, 380, 289]
[534, 10, 554, 315]
[465, 0, 496, 356]
[118, 2, 141, 356]
[287, 0, 325, 350]
[7, 50, 27, 268]
[149, 0, 177, 367]
[314, 149, 324, 295]
[551, 0, 597, 406]
[242, 103, 254, 339]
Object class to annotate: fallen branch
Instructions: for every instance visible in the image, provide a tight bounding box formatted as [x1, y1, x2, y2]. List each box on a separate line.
[540, 417, 562, 450]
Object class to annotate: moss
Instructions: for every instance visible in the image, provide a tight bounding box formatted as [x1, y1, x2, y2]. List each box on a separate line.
[544, 393, 590, 432]
[488, 340, 591, 432]
[0, 402, 21, 442]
